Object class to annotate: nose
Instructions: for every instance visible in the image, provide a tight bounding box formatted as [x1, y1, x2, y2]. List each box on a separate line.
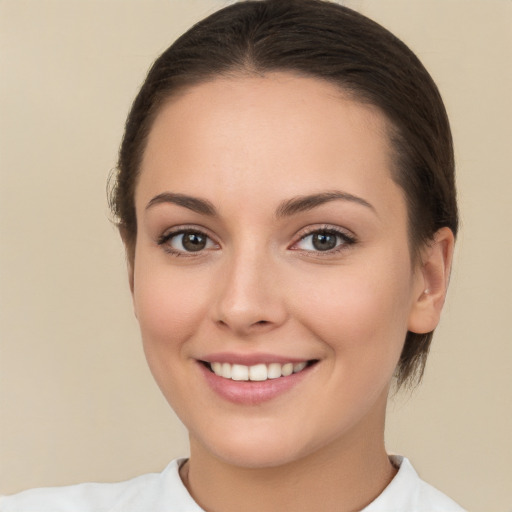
[212, 247, 288, 336]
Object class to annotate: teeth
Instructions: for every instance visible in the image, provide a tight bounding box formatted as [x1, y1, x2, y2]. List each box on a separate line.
[231, 364, 249, 381]
[209, 361, 310, 381]
[267, 363, 282, 379]
[281, 362, 293, 376]
[249, 364, 267, 381]
[293, 362, 307, 373]
[221, 362, 231, 379]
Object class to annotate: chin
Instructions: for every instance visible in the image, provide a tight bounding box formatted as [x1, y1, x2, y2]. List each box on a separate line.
[211, 442, 307, 470]
[190, 418, 338, 470]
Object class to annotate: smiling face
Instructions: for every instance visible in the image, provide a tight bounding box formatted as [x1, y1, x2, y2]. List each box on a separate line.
[131, 72, 434, 469]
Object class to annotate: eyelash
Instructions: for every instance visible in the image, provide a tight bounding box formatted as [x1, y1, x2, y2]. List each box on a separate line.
[157, 225, 357, 257]
[291, 225, 357, 255]
[157, 226, 218, 257]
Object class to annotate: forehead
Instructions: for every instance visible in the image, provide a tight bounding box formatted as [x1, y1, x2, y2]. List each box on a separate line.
[137, 72, 401, 218]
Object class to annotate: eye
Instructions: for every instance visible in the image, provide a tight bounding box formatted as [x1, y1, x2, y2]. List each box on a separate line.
[293, 228, 355, 253]
[158, 229, 217, 254]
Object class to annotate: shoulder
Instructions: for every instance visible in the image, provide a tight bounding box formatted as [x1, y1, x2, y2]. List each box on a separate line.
[363, 456, 467, 512]
[0, 459, 202, 512]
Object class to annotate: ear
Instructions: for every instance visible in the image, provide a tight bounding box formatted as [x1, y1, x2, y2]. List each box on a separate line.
[408, 227, 455, 334]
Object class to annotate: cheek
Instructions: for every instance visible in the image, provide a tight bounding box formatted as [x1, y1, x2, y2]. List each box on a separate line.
[131, 260, 216, 422]
[132, 260, 209, 364]
[292, 258, 413, 367]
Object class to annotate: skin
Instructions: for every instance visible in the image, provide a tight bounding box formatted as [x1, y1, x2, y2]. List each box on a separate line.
[130, 72, 454, 512]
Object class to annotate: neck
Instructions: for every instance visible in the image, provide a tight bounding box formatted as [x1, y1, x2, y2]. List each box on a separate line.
[181, 405, 396, 512]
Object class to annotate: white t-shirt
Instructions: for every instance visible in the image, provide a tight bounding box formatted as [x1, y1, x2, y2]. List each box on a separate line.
[0, 456, 465, 512]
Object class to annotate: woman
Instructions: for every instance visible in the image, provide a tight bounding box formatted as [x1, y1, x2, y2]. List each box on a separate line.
[0, 0, 465, 510]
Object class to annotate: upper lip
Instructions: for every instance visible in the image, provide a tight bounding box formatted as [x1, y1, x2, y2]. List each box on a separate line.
[199, 352, 315, 366]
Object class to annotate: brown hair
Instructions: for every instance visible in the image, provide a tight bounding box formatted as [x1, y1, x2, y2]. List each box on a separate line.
[110, 0, 458, 388]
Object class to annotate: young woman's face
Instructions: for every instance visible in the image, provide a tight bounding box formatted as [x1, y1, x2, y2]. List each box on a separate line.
[132, 73, 427, 468]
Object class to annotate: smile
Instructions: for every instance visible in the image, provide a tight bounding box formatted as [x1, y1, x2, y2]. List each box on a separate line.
[199, 358, 318, 404]
[206, 361, 311, 381]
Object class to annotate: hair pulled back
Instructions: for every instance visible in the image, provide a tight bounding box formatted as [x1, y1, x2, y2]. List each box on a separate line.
[110, 0, 458, 388]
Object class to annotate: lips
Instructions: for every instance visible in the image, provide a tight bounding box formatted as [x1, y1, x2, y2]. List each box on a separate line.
[198, 356, 318, 405]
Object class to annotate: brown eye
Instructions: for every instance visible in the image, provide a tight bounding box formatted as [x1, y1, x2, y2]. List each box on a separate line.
[159, 230, 217, 254]
[293, 228, 356, 253]
[311, 232, 338, 251]
[180, 232, 207, 252]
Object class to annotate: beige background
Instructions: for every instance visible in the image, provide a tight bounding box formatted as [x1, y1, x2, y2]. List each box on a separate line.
[0, 1, 510, 510]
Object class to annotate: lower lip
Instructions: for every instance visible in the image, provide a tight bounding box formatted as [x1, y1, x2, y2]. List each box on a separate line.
[198, 362, 314, 405]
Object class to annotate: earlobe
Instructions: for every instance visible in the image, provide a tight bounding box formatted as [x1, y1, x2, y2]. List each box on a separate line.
[408, 227, 455, 334]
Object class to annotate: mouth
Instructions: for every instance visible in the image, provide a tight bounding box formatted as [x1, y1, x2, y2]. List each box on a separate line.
[201, 360, 318, 382]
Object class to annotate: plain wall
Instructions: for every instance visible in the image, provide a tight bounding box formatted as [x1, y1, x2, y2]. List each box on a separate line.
[1, 1, 510, 510]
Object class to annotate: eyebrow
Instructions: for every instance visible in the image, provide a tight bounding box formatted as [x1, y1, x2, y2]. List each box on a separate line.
[145, 190, 375, 218]
[146, 192, 217, 216]
[275, 191, 376, 218]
